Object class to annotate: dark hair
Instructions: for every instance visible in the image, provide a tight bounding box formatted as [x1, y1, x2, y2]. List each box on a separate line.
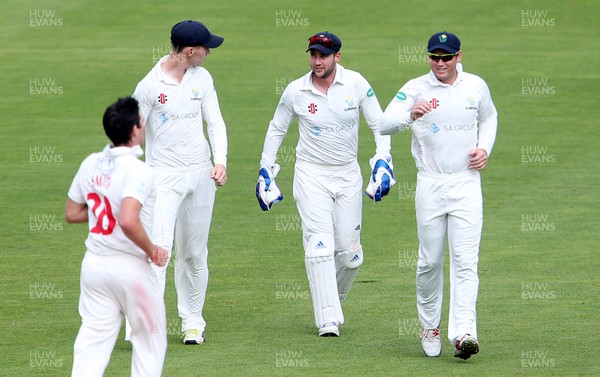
[171, 42, 184, 53]
[102, 97, 140, 146]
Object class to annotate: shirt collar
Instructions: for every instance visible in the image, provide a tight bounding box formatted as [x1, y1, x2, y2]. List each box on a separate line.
[151, 55, 196, 85]
[300, 63, 346, 91]
[103, 144, 144, 159]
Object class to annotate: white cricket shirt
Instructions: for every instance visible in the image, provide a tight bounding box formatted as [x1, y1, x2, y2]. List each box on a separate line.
[380, 69, 497, 174]
[133, 56, 228, 168]
[68, 145, 155, 259]
[260, 64, 391, 167]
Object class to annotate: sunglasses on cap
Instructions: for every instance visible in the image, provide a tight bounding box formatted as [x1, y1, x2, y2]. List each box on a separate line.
[428, 52, 458, 62]
[308, 35, 338, 48]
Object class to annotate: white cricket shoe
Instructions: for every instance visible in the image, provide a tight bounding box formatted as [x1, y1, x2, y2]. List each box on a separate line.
[318, 322, 340, 337]
[420, 327, 442, 357]
[183, 329, 205, 345]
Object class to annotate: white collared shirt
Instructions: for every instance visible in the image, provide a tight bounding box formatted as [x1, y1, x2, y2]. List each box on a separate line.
[68, 145, 155, 259]
[380, 68, 497, 174]
[133, 55, 228, 168]
[261, 64, 390, 167]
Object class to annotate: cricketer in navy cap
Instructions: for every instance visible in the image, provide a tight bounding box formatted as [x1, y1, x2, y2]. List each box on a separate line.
[306, 31, 342, 55]
[170, 20, 224, 49]
[427, 31, 461, 54]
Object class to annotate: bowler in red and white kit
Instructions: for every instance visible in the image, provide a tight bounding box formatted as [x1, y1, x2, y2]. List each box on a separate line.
[66, 97, 168, 376]
[380, 31, 497, 360]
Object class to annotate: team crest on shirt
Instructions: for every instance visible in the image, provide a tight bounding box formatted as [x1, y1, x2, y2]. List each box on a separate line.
[465, 96, 478, 110]
[158, 93, 167, 104]
[190, 87, 201, 101]
[344, 96, 357, 111]
[308, 103, 318, 114]
[430, 98, 440, 109]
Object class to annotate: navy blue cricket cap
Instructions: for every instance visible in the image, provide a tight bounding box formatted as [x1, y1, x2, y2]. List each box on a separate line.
[306, 31, 342, 55]
[170, 20, 224, 48]
[427, 31, 460, 53]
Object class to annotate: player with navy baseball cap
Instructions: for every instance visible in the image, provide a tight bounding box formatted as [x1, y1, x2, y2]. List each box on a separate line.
[427, 31, 461, 54]
[129, 20, 229, 346]
[170, 20, 224, 49]
[257, 30, 393, 338]
[380, 30, 497, 360]
[306, 31, 342, 55]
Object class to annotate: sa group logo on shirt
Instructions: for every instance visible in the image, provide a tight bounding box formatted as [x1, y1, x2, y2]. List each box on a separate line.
[430, 123, 440, 134]
[395, 91, 407, 101]
[311, 126, 321, 136]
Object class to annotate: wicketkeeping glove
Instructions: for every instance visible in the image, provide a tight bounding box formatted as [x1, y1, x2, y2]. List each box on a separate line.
[256, 163, 283, 211]
[365, 156, 396, 202]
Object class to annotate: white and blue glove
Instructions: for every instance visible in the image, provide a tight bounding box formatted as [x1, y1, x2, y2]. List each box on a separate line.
[256, 163, 283, 211]
[365, 156, 396, 202]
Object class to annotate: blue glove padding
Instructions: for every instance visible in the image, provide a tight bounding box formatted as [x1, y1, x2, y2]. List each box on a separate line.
[256, 165, 283, 211]
[365, 157, 396, 202]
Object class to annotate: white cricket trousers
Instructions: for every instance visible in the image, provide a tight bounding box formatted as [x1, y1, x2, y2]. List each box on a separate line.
[415, 170, 482, 343]
[151, 163, 216, 332]
[72, 251, 166, 377]
[293, 160, 363, 327]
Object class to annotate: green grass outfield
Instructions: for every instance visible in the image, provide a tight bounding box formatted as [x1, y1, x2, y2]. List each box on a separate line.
[1, 0, 598, 376]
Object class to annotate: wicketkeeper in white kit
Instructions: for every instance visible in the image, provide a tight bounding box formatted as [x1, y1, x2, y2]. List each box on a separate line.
[380, 31, 497, 359]
[257, 31, 395, 337]
[132, 20, 228, 345]
[66, 97, 168, 376]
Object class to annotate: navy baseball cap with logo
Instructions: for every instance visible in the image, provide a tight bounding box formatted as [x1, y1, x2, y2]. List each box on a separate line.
[170, 20, 224, 48]
[306, 31, 342, 55]
[427, 31, 461, 53]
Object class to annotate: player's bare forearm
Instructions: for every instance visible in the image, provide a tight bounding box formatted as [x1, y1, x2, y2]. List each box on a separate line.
[65, 199, 88, 223]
